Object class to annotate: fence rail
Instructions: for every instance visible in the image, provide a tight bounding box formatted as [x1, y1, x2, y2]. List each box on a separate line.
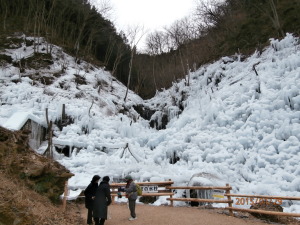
[167, 183, 234, 216]
[110, 180, 174, 188]
[166, 186, 232, 190]
[225, 194, 300, 201]
[165, 183, 300, 218]
[224, 193, 300, 218]
[63, 181, 300, 218]
[110, 180, 174, 205]
[226, 207, 300, 217]
[167, 197, 232, 204]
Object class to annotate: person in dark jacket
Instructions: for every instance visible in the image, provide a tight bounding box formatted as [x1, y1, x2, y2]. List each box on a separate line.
[93, 176, 112, 225]
[124, 175, 138, 221]
[84, 175, 101, 225]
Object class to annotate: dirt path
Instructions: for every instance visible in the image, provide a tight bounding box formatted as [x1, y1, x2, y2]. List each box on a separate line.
[79, 203, 276, 225]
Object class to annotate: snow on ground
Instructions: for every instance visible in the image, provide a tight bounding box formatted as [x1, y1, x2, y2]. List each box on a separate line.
[0, 34, 299, 213]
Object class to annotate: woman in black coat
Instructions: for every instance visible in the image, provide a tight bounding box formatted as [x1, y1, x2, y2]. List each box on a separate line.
[84, 175, 101, 225]
[93, 176, 112, 225]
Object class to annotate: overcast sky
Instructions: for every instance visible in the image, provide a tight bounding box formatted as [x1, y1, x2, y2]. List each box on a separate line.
[109, 0, 195, 31]
[93, 0, 197, 50]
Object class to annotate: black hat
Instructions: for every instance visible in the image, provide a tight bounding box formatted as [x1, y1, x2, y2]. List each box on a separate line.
[92, 175, 101, 183]
[103, 176, 110, 182]
[124, 175, 132, 181]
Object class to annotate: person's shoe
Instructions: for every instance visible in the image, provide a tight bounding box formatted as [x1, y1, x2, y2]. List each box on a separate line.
[129, 217, 137, 221]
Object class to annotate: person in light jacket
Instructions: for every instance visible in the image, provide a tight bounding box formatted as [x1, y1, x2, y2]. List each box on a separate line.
[93, 176, 112, 225]
[124, 175, 138, 221]
[84, 175, 101, 225]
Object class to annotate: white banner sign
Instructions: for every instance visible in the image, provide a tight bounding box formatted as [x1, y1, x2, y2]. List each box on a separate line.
[212, 189, 225, 198]
[141, 185, 158, 193]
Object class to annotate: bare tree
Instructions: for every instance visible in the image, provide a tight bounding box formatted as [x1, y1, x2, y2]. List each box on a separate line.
[146, 31, 166, 55]
[146, 16, 201, 55]
[268, 0, 284, 37]
[194, 0, 226, 28]
[124, 25, 146, 102]
[89, 0, 113, 19]
[165, 21, 186, 49]
[152, 56, 158, 91]
[104, 35, 116, 66]
[112, 42, 127, 76]
[0, 0, 8, 31]
[244, 0, 284, 37]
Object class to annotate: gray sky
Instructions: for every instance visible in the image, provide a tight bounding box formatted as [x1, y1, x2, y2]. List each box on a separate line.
[109, 0, 195, 31]
[93, 0, 196, 50]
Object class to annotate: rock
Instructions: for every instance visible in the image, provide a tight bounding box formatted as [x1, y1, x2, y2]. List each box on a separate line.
[25, 164, 45, 177]
[250, 200, 283, 222]
[58, 172, 74, 178]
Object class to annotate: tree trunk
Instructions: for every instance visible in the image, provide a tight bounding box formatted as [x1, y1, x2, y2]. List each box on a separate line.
[268, 0, 284, 37]
[152, 56, 157, 90]
[2, 3, 7, 31]
[124, 48, 135, 102]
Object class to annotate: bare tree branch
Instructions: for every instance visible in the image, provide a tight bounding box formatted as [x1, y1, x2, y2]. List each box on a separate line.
[124, 25, 146, 102]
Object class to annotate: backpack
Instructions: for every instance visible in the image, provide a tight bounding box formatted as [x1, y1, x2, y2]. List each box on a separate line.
[136, 184, 142, 196]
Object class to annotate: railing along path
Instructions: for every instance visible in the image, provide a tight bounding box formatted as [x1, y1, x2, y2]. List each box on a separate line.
[62, 181, 300, 218]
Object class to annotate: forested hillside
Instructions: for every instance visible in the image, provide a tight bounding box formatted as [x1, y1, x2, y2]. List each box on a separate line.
[0, 0, 132, 84]
[135, 0, 300, 98]
[1, 0, 299, 99]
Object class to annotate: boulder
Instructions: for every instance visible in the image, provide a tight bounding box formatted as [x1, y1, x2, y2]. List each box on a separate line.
[250, 200, 283, 222]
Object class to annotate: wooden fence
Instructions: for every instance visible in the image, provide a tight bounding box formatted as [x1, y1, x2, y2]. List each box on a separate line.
[63, 181, 300, 218]
[166, 183, 234, 216]
[224, 193, 300, 217]
[165, 184, 300, 217]
[110, 179, 174, 205]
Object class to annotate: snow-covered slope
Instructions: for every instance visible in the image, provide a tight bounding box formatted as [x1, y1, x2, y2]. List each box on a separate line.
[0, 35, 142, 130]
[141, 34, 300, 212]
[0, 34, 299, 212]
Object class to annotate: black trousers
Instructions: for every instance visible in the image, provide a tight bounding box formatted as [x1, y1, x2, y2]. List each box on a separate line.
[87, 208, 93, 224]
[128, 199, 136, 218]
[94, 218, 105, 225]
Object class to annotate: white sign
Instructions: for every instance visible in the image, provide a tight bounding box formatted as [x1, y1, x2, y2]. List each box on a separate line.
[213, 189, 225, 198]
[141, 185, 158, 193]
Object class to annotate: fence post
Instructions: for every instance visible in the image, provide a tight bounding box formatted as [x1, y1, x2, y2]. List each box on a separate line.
[226, 183, 233, 216]
[169, 179, 173, 207]
[63, 180, 68, 212]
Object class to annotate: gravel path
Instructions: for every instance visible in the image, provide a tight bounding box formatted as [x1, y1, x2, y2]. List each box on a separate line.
[80, 203, 273, 225]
